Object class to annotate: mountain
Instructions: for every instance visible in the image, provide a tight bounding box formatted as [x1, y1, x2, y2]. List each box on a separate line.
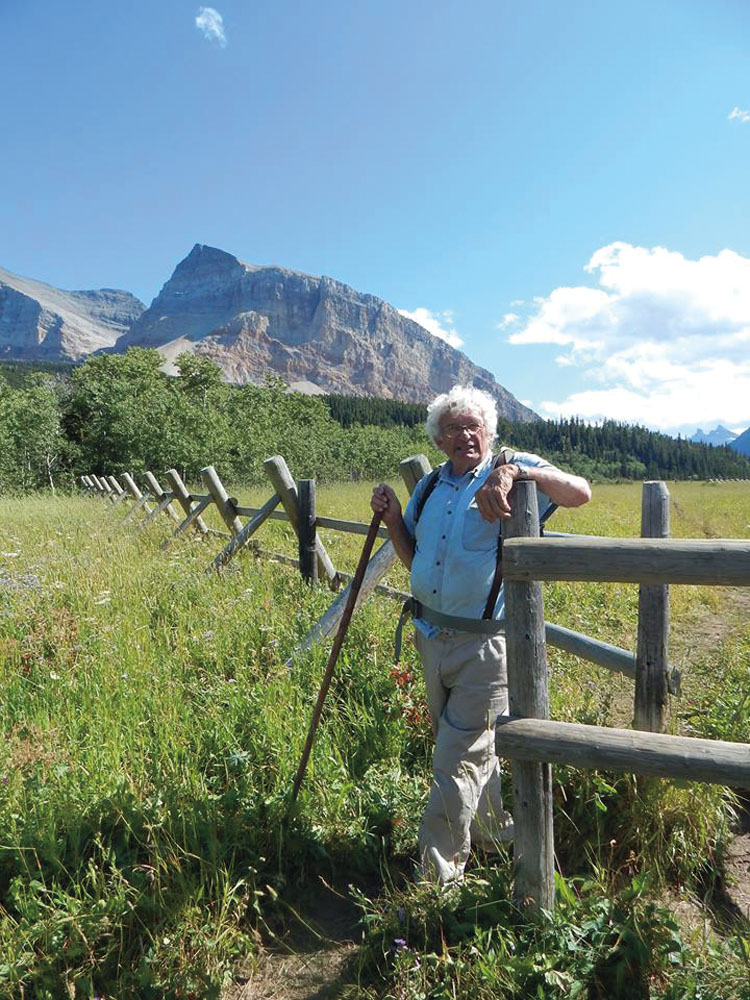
[115, 244, 537, 420]
[691, 425, 738, 447]
[0, 266, 145, 361]
[730, 426, 750, 456]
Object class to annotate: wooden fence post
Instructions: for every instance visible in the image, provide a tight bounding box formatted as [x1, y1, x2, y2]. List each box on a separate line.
[120, 473, 153, 522]
[90, 475, 109, 498]
[122, 472, 151, 514]
[165, 468, 210, 537]
[201, 465, 244, 535]
[400, 454, 432, 494]
[107, 476, 128, 504]
[504, 480, 554, 914]
[144, 471, 181, 524]
[298, 479, 318, 585]
[635, 481, 670, 733]
[263, 456, 338, 587]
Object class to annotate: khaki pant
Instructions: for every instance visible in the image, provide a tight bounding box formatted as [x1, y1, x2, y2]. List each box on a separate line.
[415, 629, 512, 884]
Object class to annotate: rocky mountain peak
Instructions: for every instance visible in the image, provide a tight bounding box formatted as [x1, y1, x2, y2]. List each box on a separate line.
[117, 245, 537, 421]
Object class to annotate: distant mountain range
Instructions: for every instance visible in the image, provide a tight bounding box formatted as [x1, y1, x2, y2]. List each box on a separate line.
[691, 424, 750, 456]
[690, 425, 737, 447]
[0, 246, 537, 422]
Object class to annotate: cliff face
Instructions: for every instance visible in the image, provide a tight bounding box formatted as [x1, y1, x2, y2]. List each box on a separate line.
[0, 266, 145, 361]
[118, 244, 537, 420]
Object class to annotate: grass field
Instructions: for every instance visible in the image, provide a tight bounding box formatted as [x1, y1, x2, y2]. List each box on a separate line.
[1, 479, 749, 998]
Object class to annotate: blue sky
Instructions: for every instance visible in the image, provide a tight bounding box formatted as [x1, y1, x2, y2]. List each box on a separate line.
[2, 0, 750, 435]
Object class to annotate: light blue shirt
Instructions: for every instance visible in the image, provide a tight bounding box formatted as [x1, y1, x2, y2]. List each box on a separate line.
[403, 450, 555, 637]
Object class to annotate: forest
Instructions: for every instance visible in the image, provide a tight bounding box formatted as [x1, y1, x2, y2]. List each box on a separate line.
[1, 350, 749, 493]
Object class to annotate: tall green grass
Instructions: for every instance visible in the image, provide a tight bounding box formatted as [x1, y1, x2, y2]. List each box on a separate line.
[0, 481, 749, 997]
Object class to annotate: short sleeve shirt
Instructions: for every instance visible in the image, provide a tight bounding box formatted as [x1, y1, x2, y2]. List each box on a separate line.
[403, 450, 556, 637]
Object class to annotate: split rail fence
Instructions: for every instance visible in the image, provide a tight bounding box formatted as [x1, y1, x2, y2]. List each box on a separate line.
[82, 460, 750, 914]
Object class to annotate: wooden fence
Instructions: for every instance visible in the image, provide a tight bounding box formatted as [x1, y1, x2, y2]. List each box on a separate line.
[81, 456, 642, 685]
[499, 480, 750, 914]
[82, 460, 750, 914]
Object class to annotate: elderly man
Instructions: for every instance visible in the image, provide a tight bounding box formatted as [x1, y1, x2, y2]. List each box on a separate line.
[372, 385, 590, 884]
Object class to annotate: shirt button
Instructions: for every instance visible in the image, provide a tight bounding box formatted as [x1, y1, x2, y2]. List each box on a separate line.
[436, 561, 440, 565]
[442, 535, 446, 539]
[432, 589, 437, 594]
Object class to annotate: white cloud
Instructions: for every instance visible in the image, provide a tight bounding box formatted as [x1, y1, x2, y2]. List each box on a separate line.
[195, 7, 227, 47]
[729, 106, 750, 123]
[497, 312, 520, 329]
[505, 242, 750, 432]
[398, 307, 464, 348]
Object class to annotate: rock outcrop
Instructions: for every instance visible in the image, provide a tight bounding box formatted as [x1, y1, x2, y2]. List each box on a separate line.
[117, 244, 537, 419]
[0, 266, 145, 361]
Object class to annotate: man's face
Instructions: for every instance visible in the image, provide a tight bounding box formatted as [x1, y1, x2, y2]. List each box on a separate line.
[436, 410, 492, 474]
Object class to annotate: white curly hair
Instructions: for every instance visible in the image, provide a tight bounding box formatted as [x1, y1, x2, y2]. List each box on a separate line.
[425, 385, 498, 446]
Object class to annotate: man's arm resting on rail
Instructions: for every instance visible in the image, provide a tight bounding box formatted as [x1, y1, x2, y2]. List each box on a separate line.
[370, 484, 414, 569]
[475, 464, 591, 522]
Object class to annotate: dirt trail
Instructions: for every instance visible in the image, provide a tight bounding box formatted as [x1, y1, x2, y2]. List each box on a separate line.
[671, 586, 750, 664]
[226, 880, 364, 1000]
[671, 586, 750, 929]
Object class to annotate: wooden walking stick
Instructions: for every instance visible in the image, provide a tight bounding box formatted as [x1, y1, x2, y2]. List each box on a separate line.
[291, 510, 384, 801]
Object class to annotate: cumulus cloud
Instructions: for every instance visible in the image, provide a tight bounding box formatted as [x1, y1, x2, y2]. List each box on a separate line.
[729, 106, 750, 123]
[398, 307, 464, 348]
[195, 7, 227, 47]
[504, 242, 750, 431]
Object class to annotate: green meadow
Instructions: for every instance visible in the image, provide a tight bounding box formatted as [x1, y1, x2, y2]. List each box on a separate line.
[1, 480, 749, 998]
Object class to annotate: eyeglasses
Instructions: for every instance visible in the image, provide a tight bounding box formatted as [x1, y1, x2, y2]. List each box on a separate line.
[442, 421, 484, 437]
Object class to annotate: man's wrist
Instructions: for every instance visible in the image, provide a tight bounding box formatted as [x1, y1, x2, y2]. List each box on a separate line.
[513, 464, 531, 482]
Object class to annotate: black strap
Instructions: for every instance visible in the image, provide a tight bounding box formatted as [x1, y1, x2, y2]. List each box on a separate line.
[414, 466, 442, 525]
[481, 450, 514, 619]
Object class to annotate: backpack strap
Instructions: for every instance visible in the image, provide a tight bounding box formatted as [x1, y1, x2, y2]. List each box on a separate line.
[481, 448, 515, 619]
[413, 465, 443, 525]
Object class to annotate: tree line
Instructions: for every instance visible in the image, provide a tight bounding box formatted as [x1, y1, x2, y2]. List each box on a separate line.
[1, 350, 749, 493]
